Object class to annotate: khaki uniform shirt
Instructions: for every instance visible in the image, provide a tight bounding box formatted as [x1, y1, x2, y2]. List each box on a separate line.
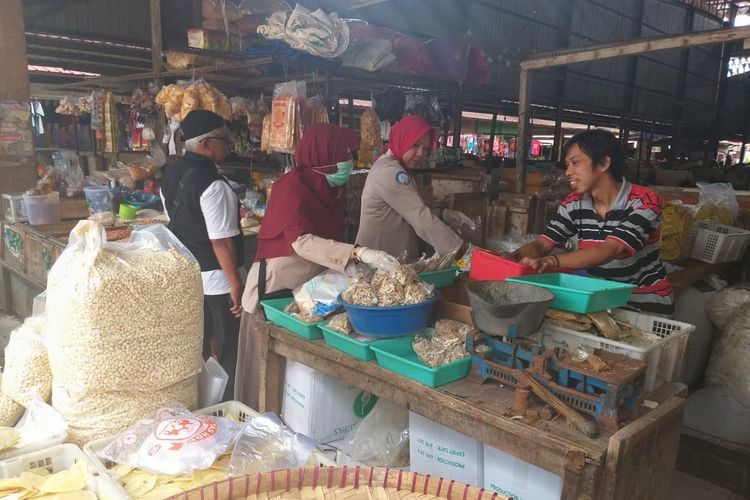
[242, 234, 354, 313]
[356, 151, 462, 259]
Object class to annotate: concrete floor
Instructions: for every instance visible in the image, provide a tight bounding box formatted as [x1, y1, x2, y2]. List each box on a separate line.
[0, 314, 743, 498]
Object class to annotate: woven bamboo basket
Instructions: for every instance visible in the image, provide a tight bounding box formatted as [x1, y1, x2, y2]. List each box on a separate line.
[170, 466, 509, 500]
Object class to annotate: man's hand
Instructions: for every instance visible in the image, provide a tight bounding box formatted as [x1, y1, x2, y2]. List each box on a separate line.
[519, 255, 558, 273]
[229, 283, 243, 318]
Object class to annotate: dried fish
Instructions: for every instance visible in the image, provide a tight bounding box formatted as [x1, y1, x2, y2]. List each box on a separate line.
[327, 313, 351, 335]
[343, 283, 378, 306]
[342, 265, 433, 307]
[587, 311, 621, 339]
[412, 319, 471, 368]
[284, 302, 323, 323]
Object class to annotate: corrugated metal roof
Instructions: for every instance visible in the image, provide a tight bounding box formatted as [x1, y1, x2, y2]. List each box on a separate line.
[23, 0, 151, 44]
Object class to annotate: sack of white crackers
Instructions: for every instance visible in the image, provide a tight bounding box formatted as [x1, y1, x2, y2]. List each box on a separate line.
[98, 403, 244, 476]
[45, 221, 204, 444]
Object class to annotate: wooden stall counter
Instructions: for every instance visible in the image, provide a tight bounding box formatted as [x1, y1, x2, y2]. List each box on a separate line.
[257, 323, 686, 500]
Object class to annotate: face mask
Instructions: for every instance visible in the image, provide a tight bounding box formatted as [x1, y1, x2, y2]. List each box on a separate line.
[324, 160, 353, 187]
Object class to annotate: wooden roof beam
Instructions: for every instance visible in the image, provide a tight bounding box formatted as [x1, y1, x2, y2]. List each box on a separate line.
[521, 25, 750, 70]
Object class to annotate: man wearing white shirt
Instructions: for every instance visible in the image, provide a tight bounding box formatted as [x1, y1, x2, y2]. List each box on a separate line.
[160, 110, 242, 400]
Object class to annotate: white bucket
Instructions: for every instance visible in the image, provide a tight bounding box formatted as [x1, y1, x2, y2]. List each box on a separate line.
[22, 191, 61, 225]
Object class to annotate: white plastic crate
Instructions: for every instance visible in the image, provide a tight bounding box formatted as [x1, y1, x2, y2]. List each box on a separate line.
[541, 309, 692, 392]
[2, 193, 28, 223]
[0, 428, 67, 461]
[687, 220, 750, 264]
[0, 443, 123, 499]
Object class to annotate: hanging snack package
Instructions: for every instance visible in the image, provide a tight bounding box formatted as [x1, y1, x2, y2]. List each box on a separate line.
[358, 107, 382, 168]
[99, 404, 244, 476]
[269, 81, 304, 153]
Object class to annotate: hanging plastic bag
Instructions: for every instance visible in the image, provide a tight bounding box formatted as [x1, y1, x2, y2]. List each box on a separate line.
[339, 399, 408, 467]
[696, 182, 738, 225]
[269, 81, 304, 153]
[228, 413, 316, 476]
[13, 394, 67, 450]
[99, 404, 244, 475]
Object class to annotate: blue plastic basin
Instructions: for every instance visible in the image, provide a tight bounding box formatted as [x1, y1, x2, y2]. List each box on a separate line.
[338, 291, 440, 338]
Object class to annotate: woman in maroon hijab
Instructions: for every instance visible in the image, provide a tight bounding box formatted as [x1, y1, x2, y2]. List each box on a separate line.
[235, 124, 398, 408]
[356, 115, 466, 259]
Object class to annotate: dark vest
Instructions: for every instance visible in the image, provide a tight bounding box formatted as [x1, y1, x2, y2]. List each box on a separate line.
[161, 152, 242, 272]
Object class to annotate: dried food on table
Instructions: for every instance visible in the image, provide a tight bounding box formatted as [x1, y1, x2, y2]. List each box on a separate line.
[342, 283, 378, 306]
[327, 313, 351, 335]
[283, 301, 323, 323]
[412, 319, 471, 368]
[586, 311, 621, 339]
[544, 309, 592, 331]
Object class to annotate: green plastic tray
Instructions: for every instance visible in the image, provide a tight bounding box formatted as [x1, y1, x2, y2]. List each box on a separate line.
[506, 273, 636, 314]
[320, 324, 380, 361]
[418, 267, 458, 288]
[260, 297, 323, 340]
[370, 336, 471, 387]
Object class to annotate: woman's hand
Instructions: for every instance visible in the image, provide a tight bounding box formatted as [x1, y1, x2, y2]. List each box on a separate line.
[355, 247, 400, 272]
[519, 255, 559, 273]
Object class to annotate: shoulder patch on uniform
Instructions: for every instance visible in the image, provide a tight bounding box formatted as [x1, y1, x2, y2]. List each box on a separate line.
[395, 171, 411, 185]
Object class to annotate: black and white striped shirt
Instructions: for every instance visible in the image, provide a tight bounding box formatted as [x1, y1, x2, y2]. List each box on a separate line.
[541, 181, 674, 316]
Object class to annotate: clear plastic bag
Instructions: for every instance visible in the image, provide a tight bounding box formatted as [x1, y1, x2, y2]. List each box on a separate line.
[660, 201, 696, 262]
[486, 234, 539, 254]
[99, 403, 244, 475]
[14, 394, 67, 449]
[696, 182, 738, 225]
[46, 221, 203, 444]
[293, 270, 349, 317]
[227, 413, 316, 476]
[404, 94, 444, 127]
[0, 316, 51, 407]
[706, 287, 750, 331]
[705, 306, 750, 399]
[339, 399, 408, 467]
[442, 209, 482, 245]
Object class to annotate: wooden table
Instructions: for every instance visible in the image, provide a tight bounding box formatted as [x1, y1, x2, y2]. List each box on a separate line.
[257, 323, 687, 500]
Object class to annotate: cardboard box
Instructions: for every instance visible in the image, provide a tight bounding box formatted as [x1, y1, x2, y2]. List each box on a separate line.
[409, 411, 483, 487]
[281, 360, 376, 443]
[435, 275, 473, 325]
[483, 445, 563, 500]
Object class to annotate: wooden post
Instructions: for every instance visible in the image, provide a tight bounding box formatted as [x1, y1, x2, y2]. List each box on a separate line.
[150, 0, 162, 82]
[516, 67, 533, 194]
[451, 90, 463, 147]
[348, 97, 355, 129]
[552, 106, 563, 162]
[487, 109, 498, 164]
